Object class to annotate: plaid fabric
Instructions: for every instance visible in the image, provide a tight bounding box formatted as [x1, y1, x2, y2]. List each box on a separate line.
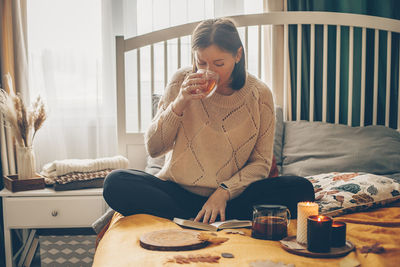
[44, 169, 112, 185]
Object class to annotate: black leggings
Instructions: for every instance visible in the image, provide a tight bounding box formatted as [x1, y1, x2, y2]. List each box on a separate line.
[103, 169, 315, 220]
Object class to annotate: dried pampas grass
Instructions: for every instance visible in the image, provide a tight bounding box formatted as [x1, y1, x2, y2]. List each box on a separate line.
[0, 73, 47, 147]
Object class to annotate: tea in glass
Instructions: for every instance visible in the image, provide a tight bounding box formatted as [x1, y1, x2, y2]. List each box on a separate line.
[252, 204, 291, 240]
[196, 69, 219, 97]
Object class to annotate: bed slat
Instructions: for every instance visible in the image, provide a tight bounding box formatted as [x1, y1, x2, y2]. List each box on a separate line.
[360, 27, 366, 127]
[296, 24, 302, 121]
[309, 24, 315, 122]
[373, 29, 379, 125]
[283, 24, 289, 121]
[385, 31, 391, 127]
[177, 37, 181, 69]
[335, 26, 341, 124]
[245, 26, 249, 67]
[398, 44, 400, 131]
[150, 44, 154, 97]
[322, 24, 328, 123]
[348, 26, 354, 126]
[258, 25, 262, 78]
[164, 41, 168, 87]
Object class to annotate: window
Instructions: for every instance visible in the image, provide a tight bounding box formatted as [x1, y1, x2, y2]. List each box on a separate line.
[27, 0, 116, 166]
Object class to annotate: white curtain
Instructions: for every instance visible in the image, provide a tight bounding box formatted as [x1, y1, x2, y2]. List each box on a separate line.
[0, 0, 29, 176]
[26, 0, 265, 170]
[27, 0, 117, 169]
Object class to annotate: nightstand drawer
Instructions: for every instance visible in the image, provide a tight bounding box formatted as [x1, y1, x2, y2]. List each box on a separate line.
[5, 196, 105, 228]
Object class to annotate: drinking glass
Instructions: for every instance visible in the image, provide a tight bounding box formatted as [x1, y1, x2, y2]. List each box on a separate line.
[196, 69, 219, 98]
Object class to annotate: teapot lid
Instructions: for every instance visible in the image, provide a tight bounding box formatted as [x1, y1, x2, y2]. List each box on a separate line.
[253, 204, 288, 210]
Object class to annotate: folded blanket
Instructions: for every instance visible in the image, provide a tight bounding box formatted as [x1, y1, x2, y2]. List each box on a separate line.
[44, 169, 113, 185]
[41, 155, 129, 178]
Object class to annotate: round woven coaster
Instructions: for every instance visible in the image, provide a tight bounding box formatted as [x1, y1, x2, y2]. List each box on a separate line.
[139, 229, 208, 251]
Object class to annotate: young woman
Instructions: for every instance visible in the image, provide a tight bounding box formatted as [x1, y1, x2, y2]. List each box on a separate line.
[103, 18, 314, 224]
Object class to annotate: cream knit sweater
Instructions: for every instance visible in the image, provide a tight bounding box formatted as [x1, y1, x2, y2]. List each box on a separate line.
[145, 67, 275, 199]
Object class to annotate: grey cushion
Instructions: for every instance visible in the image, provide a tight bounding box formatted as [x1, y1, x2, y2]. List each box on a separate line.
[274, 106, 284, 171]
[145, 94, 165, 175]
[281, 121, 400, 177]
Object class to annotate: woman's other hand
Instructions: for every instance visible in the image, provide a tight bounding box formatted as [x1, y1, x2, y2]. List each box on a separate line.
[194, 187, 230, 224]
[172, 72, 206, 116]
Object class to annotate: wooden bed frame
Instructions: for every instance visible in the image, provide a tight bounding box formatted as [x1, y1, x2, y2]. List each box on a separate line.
[93, 11, 400, 267]
[114, 11, 400, 170]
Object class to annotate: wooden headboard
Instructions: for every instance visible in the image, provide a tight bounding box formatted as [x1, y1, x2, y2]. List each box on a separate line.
[115, 11, 400, 169]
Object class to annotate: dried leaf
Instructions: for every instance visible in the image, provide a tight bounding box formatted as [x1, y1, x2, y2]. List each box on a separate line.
[166, 254, 221, 264]
[198, 233, 229, 244]
[187, 254, 199, 262]
[249, 260, 295, 267]
[359, 242, 385, 257]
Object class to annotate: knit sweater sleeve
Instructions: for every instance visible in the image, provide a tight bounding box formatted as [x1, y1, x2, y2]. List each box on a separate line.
[144, 68, 189, 157]
[222, 86, 276, 199]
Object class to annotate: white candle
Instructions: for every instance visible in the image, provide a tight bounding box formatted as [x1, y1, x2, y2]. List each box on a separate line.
[296, 202, 319, 244]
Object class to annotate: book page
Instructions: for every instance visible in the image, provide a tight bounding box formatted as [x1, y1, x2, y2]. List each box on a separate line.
[210, 219, 252, 229]
[173, 218, 251, 231]
[173, 218, 217, 231]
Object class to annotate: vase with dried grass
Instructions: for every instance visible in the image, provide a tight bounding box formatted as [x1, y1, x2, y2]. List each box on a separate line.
[0, 74, 47, 179]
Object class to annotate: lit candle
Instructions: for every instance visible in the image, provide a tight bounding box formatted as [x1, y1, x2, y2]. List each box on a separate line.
[331, 221, 346, 247]
[307, 215, 332, 253]
[296, 202, 319, 244]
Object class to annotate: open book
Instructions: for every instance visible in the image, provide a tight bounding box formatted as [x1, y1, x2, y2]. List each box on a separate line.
[173, 217, 252, 231]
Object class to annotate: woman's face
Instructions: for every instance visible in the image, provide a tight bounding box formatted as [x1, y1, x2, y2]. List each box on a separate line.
[195, 44, 242, 90]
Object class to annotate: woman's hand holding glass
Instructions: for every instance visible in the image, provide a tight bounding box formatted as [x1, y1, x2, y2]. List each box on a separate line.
[171, 73, 205, 115]
[172, 71, 218, 116]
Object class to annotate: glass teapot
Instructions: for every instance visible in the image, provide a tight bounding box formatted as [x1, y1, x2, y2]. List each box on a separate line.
[252, 204, 291, 240]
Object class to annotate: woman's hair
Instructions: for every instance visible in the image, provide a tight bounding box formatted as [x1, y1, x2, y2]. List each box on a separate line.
[191, 18, 246, 90]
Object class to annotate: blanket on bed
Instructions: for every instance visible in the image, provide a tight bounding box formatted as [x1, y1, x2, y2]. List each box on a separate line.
[93, 205, 400, 267]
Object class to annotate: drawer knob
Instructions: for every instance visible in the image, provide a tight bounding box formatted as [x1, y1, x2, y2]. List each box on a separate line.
[51, 210, 58, 217]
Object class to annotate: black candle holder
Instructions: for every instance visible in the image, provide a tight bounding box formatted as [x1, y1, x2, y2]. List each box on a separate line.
[307, 215, 332, 253]
[331, 221, 346, 247]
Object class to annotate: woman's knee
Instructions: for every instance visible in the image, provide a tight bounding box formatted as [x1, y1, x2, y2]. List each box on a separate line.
[103, 169, 131, 202]
[285, 176, 315, 200]
[104, 169, 125, 189]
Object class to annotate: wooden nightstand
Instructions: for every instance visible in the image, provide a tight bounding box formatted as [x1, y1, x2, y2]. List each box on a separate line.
[0, 187, 106, 267]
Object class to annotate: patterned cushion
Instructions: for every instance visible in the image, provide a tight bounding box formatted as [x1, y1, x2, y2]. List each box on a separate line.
[308, 172, 400, 217]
